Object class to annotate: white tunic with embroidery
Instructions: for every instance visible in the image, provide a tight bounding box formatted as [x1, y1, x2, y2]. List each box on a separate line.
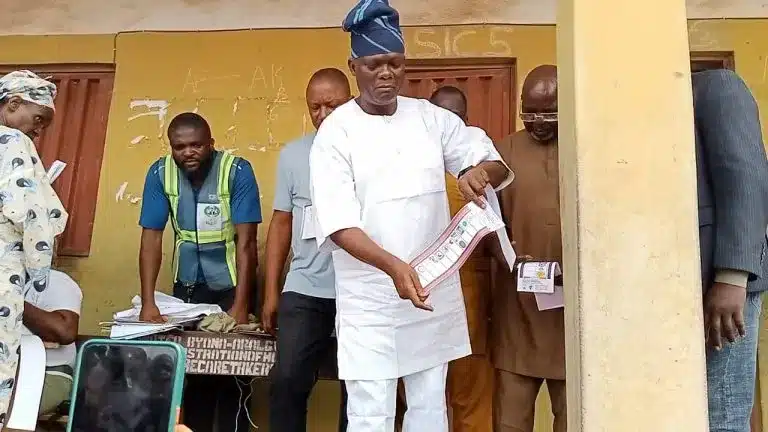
[309, 96, 512, 381]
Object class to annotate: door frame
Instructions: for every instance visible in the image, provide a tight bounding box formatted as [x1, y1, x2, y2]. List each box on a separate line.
[690, 51, 735, 71]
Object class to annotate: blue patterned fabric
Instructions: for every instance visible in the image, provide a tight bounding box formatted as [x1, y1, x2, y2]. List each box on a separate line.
[342, 0, 405, 58]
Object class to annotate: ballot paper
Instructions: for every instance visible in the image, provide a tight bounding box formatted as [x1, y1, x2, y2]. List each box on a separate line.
[45, 160, 66, 184]
[108, 322, 182, 340]
[113, 292, 222, 322]
[535, 285, 565, 311]
[113, 316, 201, 327]
[301, 205, 317, 240]
[6, 335, 46, 431]
[316, 183, 518, 291]
[412, 196, 507, 293]
[517, 261, 561, 294]
[483, 185, 517, 270]
[109, 292, 221, 339]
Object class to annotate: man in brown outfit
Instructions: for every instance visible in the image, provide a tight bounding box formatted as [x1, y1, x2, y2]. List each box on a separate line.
[490, 64, 566, 432]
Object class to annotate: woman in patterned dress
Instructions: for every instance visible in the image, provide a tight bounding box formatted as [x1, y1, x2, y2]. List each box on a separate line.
[0, 70, 68, 422]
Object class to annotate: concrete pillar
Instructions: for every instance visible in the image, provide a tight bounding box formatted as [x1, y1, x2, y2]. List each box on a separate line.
[556, 0, 709, 431]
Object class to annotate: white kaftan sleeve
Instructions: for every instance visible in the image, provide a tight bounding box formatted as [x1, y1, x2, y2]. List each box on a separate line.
[430, 102, 514, 191]
[309, 121, 362, 251]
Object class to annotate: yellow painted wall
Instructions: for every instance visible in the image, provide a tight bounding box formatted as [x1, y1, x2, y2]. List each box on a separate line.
[0, 19, 767, 431]
[3, 26, 558, 334]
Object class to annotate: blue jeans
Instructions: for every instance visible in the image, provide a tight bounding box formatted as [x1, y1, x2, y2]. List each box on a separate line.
[707, 291, 763, 432]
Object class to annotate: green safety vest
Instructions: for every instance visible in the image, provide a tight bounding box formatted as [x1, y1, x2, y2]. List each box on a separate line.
[160, 151, 237, 289]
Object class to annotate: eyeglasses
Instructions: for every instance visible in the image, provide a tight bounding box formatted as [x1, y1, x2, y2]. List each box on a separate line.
[519, 112, 558, 122]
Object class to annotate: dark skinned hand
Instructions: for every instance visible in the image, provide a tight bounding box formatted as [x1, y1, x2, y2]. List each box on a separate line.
[139, 302, 166, 323]
[228, 303, 250, 326]
[704, 282, 747, 350]
[458, 166, 491, 208]
[387, 259, 433, 311]
[261, 294, 279, 336]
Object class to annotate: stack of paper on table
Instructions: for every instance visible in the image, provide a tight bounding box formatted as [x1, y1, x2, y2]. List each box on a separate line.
[108, 292, 222, 340]
[115, 292, 222, 321]
[108, 322, 182, 340]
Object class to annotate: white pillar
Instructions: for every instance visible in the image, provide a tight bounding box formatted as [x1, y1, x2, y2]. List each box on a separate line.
[557, 0, 709, 430]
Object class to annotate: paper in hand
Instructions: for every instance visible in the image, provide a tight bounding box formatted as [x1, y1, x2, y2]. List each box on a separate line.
[483, 185, 517, 270]
[46, 160, 67, 184]
[517, 261, 562, 294]
[535, 285, 565, 311]
[411, 197, 505, 293]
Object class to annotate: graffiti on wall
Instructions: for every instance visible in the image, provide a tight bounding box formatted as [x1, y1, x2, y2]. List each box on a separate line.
[126, 63, 306, 155]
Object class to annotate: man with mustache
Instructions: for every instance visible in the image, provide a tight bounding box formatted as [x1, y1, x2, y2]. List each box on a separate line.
[490, 65, 567, 432]
[308, 1, 513, 430]
[137, 112, 261, 432]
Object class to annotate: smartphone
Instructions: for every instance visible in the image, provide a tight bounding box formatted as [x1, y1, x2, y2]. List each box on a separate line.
[66, 339, 186, 432]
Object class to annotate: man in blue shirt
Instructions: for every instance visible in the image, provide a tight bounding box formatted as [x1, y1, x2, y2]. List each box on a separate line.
[138, 112, 261, 432]
[262, 68, 351, 432]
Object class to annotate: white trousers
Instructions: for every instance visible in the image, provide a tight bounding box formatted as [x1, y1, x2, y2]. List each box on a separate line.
[345, 363, 449, 432]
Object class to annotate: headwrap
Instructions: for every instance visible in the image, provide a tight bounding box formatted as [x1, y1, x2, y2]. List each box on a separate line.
[342, 0, 405, 59]
[0, 70, 57, 111]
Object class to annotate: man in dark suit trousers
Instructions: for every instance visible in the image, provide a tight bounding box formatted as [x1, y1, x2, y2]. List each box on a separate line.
[693, 68, 768, 432]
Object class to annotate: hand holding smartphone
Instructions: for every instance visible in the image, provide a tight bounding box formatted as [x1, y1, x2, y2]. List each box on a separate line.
[66, 339, 186, 432]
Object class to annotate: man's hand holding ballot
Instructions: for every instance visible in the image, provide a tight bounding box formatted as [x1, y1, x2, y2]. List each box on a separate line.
[457, 161, 511, 209]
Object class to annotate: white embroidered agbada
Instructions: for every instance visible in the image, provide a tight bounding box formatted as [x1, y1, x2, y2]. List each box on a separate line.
[309, 96, 513, 381]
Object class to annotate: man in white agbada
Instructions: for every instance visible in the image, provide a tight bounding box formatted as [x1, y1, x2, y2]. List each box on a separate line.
[308, 1, 513, 430]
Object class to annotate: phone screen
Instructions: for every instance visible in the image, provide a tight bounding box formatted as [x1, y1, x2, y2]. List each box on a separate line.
[69, 342, 180, 432]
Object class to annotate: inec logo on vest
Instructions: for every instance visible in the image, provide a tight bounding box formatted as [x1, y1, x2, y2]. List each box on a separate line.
[197, 203, 223, 231]
[204, 205, 220, 218]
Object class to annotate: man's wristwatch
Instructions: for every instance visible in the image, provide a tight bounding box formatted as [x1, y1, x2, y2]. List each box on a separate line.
[458, 165, 475, 178]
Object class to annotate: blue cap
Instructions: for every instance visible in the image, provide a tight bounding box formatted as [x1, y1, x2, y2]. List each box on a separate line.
[342, 0, 405, 59]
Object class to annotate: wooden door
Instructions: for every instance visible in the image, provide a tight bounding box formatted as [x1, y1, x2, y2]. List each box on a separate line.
[402, 59, 515, 143]
[690, 51, 735, 73]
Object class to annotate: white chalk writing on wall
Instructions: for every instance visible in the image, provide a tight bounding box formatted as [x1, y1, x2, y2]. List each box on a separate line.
[410, 27, 515, 58]
[687, 21, 720, 50]
[115, 182, 142, 205]
[182, 70, 242, 94]
[127, 99, 171, 139]
[126, 64, 304, 154]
